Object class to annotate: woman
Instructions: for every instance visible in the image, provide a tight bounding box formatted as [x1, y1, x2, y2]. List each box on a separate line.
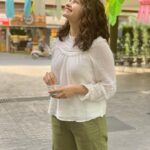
[43, 0, 116, 149]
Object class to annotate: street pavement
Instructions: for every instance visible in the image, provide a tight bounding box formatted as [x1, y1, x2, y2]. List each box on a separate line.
[0, 52, 150, 150]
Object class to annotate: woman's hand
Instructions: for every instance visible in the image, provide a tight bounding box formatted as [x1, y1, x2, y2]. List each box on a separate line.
[43, 72, 57, 85]
[49, 84, 88, 99]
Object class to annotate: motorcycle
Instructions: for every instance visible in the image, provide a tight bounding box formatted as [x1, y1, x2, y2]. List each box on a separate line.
[31, 40, 51, 59]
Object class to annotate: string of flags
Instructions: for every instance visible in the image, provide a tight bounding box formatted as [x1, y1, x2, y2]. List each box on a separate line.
[6, 0, 46, 18]
[7, 0, 150, 26]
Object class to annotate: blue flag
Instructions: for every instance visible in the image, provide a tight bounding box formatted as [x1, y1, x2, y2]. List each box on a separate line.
[24, 0, 31, 17]
[5, 0, 15, 18]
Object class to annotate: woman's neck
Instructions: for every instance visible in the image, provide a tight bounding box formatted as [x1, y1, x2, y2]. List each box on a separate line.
[69, 22, 79, 38]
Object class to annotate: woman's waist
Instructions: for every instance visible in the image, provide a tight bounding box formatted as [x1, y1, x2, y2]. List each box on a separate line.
[50, 97, 106, 111]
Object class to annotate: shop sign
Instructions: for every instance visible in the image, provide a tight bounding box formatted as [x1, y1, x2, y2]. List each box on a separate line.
[10, 12, 46, 27]
[0, 18, 10, 26]
[24, 15, 34, 25]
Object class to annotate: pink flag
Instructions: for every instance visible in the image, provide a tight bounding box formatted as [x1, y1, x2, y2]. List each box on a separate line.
[137, 0, 150, 23]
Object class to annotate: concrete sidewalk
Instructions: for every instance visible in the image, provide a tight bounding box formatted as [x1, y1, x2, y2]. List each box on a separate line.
[0, 53, 150, 150]
[0, 66, 50, 99]
[1, 65, 150, 99]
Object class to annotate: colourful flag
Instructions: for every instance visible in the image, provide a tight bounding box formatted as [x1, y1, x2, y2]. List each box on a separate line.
[5, 0, 14, 18]
[106, 0, 125, 25]
[105, 0, 110, 16]
[137, 0, 150, 23]
[24, 0, 31, 17]
[30, 0, 34, 13]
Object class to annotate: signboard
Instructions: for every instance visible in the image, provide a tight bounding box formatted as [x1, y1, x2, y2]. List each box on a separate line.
[0, 18, 10, 26]
[0, 14, 10, 26]
[10, 12, 46, 27]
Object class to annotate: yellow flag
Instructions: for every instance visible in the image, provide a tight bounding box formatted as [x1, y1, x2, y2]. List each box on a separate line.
[30, 0, 34, 13]
[105, 0, 110, 16]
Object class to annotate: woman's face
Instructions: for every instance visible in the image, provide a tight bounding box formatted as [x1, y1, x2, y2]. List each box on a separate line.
[63, 0, 83, 22]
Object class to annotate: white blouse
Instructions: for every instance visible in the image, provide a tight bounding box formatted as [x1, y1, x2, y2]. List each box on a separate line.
[48, 35, 116, 122]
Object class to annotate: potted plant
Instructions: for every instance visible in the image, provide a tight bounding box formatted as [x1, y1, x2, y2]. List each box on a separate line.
[124, 32, 135, 66]
[141, 26, 150, 65]
[116, 38, 125, 66]
[132, 26, 143, 67]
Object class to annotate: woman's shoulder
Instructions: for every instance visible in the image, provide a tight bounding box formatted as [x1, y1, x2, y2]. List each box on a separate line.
[92, 36, 107, 48]
[89, 36, 112, 57]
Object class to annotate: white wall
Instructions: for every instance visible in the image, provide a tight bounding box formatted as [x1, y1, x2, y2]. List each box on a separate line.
[122, 0, 139, 11]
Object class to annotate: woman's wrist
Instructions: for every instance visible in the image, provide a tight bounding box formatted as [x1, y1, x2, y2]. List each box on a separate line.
[73, 84, 88, 95]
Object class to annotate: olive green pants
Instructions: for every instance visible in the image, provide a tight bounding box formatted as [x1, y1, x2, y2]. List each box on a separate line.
[51, 115, 108, 150]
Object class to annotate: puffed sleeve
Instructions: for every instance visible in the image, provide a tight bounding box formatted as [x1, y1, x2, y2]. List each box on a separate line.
[79, 37, 116, 101]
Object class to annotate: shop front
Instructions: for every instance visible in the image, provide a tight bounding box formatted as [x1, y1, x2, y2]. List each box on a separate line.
[0, 27, 6, 52]
[0, 12, 64, 54]
[0, 15, 10, 52]
[0, 0, 67, 54]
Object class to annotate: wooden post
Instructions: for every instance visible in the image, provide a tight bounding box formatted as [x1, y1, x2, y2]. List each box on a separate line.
[110, 17, 119, 59]
[6, 27, 10, 52]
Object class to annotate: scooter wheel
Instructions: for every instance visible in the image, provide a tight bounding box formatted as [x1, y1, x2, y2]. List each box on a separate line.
[32, 53, 39, 59]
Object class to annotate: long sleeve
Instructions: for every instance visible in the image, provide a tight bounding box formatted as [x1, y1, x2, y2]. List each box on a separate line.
[79, 37, 116, 102]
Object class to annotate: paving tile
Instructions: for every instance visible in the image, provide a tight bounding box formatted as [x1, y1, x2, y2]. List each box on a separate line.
[0, 138, 32, 150]
[0, 91, 149, 149]
[107, 116, 135, 132]
[147, 112, 150, 115]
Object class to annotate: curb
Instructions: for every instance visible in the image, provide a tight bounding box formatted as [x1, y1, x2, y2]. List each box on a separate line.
[0, 96, 49, 103]
[115, 66, 150, 73]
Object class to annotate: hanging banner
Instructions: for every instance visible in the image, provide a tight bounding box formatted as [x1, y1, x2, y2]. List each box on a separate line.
[105, 0, 110, 16]
[30, 1, 34, 14]
[106, 0, 125, 26]
[137, 0, 150, 23]
[5, 0, 15, 18]
[24, 0, 31, 17]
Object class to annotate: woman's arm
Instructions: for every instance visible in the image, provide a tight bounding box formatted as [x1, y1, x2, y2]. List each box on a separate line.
[78, 37, 116, 102]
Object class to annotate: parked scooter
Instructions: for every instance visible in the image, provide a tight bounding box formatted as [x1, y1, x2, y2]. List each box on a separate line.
[31, 39, 51, 59]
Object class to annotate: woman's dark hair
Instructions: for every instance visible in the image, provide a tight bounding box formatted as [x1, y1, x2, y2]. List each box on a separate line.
[58, 0, 109, 51]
